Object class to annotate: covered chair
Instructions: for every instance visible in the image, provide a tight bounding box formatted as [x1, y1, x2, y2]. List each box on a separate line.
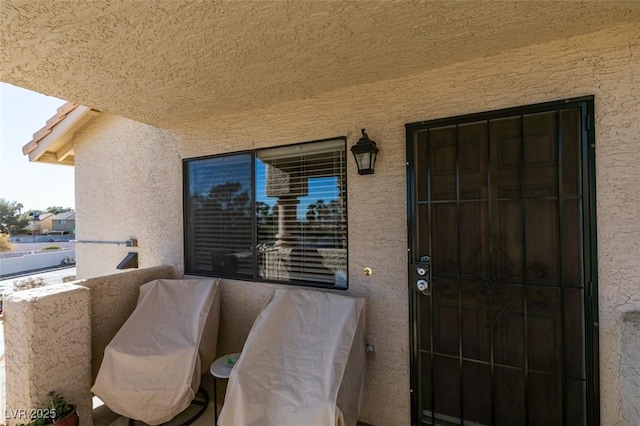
[92, 278, 221, 425]
[218, 288, 366, 426]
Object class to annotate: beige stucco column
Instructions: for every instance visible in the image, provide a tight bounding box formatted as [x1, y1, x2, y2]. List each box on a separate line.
[263, 162, 307, 280]
[3, 284, 92, 426]
[265, 162, 308, 247]
[274, 197, 300, 246]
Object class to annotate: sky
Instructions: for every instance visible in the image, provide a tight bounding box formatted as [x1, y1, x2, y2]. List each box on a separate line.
[0, 82, 74, 212]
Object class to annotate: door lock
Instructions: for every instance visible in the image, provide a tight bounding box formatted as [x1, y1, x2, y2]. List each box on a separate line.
[410, 256, 432, 296]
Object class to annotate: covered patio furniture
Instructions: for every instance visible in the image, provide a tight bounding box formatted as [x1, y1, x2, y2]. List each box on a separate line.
[92, 278, 221, 425]
[218, 288, 366, 426]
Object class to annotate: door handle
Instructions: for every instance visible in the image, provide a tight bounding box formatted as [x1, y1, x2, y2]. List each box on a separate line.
[417, 279, 430, 294]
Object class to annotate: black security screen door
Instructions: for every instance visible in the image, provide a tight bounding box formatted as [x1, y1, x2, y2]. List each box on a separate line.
[406, 97, 598, 425]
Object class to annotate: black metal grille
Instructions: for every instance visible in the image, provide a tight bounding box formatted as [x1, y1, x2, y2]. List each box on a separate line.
[406, 97, 598, 425]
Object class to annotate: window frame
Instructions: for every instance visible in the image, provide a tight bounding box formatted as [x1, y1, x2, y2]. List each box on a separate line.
[182, 137, 349, 290]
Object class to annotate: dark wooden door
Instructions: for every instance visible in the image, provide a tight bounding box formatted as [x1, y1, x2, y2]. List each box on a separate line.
[406, 98, 598, 425]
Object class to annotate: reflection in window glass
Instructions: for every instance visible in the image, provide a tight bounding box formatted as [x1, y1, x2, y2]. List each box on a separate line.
[184, 139, 347, 288]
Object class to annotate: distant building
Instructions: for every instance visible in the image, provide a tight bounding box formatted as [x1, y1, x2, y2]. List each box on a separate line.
[27, 212, 54, 235]
[50, 211, 75, 234]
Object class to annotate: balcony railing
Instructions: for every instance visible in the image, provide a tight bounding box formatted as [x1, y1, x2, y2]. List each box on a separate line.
[2, 266, 175, 426]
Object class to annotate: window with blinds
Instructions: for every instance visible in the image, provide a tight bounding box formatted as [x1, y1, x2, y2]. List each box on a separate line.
[184, 138, 347, 288]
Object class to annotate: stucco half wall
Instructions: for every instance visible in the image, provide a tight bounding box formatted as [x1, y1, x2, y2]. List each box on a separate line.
[73, 24, 640, 425]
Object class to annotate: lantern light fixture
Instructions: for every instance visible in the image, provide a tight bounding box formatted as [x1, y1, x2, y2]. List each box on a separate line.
[350, 129, 379, 175]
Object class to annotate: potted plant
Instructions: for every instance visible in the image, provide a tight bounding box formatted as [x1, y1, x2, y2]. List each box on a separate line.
[20, 391, 79, 426]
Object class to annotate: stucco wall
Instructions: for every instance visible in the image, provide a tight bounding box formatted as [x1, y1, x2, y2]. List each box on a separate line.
[4, 284, 92, 426]
[621, 312, 640, 424]
[74, 116, 182, 277]
[73, 24, 640, 425]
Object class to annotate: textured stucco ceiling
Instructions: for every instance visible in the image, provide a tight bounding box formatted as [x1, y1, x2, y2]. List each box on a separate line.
[2, 1, 640, 128]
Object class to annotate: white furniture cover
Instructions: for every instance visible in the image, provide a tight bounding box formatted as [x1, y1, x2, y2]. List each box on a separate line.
[91, 278, 221, 425]
[218, 288, 366, 426]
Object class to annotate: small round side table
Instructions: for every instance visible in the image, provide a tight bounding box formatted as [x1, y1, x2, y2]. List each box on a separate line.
[210, 353, 241, 424]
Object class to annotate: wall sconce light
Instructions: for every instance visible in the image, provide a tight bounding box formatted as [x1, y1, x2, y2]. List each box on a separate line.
[117, 252, 138, 269]
[350, 129, 379, 175]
